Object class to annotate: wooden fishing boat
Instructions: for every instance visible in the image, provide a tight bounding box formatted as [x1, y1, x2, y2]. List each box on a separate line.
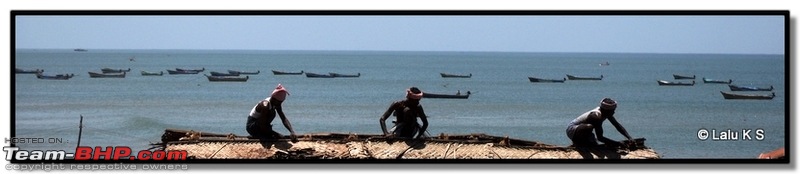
[16, 68, 43, 74]
[205, 74, 249, 82]
[271, 70, 304, 75]
[528, 77, 566, 83]
[305, 72, 334, 78]
[141, 71, 163, 76]
[228, 70, 260, 75]
[728, 84, 774, 91]
[566, 74, 603, 80]
[156, 129, 659, 159]
[101, 68, 131, 73]
[422, 92, 470, 99]
[176, 68, 205, 72]
[210, 71, 240, 76]
[88, 71, 126, 78]
[440, 73, 472, 78]
[36, 73, 74, 80]
[702, 77, 732, 84]
[657, 80, 694, 86]
[74, 48, 88, 52]
[720, 91, 775, 100]
[330, 72, 360, 78]
[167, 69, 202, 75]
[672, 74, 696, 80]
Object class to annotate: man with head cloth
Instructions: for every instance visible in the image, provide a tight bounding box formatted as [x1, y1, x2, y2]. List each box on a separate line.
[566, 98, 633, 148]
[379, 87, 429, 139]
[246, 84, 298, 142]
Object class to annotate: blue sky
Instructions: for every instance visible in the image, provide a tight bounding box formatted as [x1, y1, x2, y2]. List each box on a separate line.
[14, 15, 785, 54]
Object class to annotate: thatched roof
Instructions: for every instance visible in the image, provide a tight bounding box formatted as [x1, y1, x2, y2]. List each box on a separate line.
[157, 129, 660, 160]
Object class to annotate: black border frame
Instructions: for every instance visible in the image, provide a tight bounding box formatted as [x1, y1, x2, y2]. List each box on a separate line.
[9, 10, 790, 164]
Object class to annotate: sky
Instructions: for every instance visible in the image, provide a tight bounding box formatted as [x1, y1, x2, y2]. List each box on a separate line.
[13, 14, 785, 54]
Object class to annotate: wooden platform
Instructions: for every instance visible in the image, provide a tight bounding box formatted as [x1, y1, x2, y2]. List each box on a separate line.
[156, 129, 660, 160]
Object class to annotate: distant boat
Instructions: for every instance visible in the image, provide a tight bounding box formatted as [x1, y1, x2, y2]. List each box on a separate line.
[440, 73, 472, 78]
[101, 68, 131, 73]
[176, 68, 205, 72]
[167, 69, 202, 75]
[330, 72, 360, 78]
[141, 71, 163, 76]
[673, 74, 696, 80]
[305, 72, 335, 78]
[272, 70, 304, 75]
[566, 74, 603, 80]
[228, 70, 260, 75]
[702, 77, 732, 84]
[720, 91, 775, 100]
[657, 80, 694, 86]
[15, 68, 43, 74]
[88, 72, 126, 78]
[599, 62, 610, 66]
[36, 73, 74, 80]
[205, 74, 249, 82]
[528, 77, 566, 83]
[422, 91, 470, 99]
[210, 71, 240, 76]
[74, 48, 88, 52]
[728, 84, 773, 91]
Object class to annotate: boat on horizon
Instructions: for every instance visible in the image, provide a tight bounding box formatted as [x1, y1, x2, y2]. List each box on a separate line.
[141, 71, 164, 76]
[272, 70, 304, 75]
[36, 73, 74, 80]
[528, 76, 566, 83]
[702, 77, 732, 84]
[657, 80, 695, 86]
[205, 74, 249, 82]
[566, 74, 603, 80]
[422, 91, 471, 99]
[101, 68, 131, 74]
[728, 84, 773, 91]
[720, 91, 775, 100]
[440, 73, 472, 78]
[330, 72, 360, 78]
[228, 70, 260, 75]
[88, 71, 126, 78]
[16, 68, 43, 74]
[673, 74, 696, 80]
[305, 72, 335, 78]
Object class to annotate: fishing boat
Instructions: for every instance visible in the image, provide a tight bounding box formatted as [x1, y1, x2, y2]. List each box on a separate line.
[599, 62, 610, 66]
[36, 73, 74, 80]
[528, 77, 566, 83]
[15, 68, 43, 74]
[440, 73, 472, 78]
[167, 69, 202, 75]
[720, 91, 775, 100]
[141, 71, 164, 76]
[210, 71, 240, 76]
[156, 129, 659, 159]
[88, 72, 126, 78]
[657, 80, 694, 86]
[176, 68, 205, 72]
[101, 68, 131, 73]
[228, 70, 260, 75]
[672, 74, 696, 80]
[271, 70, 304, 75]
[305, 72, 334, 78]
[74, 48, 88, 52]
[702, 77, 732, 84]
[205, 74, 249, 82]
[329, 72, 360, 78]
[422, 91, 470, 99]
[728, 84, 774, 91]
[566, 74, 603, 80]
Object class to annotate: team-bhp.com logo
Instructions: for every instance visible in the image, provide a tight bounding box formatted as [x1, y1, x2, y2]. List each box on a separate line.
[4, 146, 187, 161]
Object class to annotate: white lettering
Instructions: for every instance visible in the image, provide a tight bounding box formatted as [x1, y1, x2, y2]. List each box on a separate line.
[3, 147, 19, 160]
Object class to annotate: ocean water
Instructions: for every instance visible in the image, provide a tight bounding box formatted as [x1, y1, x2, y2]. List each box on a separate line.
[13, 49, 785, 159]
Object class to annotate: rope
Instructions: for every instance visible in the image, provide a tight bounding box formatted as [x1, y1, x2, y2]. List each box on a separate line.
[442, 143, 452, 159]
[209, 142, 231, 159]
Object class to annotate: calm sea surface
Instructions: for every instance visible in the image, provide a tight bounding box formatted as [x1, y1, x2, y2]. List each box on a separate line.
[13, 49, 785, 159]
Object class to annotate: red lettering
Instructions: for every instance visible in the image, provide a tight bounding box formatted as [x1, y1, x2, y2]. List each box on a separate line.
[93, 146, 114, 160]
[151, 150, 165, 160]
[113, 146, 131, 160]
[137, 150, 151, 160]
[74, 146, 93, 160]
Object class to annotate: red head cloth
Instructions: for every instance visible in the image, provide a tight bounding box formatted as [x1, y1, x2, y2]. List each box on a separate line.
[600, 98, 617, 110]
[406, 87, 423, 100]
[271, 84, 290, 101]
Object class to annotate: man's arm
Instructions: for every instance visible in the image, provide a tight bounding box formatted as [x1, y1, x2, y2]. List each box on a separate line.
[276, 106, 298, 142]
[415, 107, 429, 139]
[379, 102, 398, 135]
[607, 116, 633, 140]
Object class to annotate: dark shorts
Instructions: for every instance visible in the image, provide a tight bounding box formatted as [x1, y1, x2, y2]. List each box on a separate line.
[246, 116, 282, 139]
[566, 124, 597, 146]
[390, 122, 419, 138]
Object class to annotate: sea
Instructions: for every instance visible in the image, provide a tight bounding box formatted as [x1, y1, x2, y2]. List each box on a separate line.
[13, 49, 786, 159]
